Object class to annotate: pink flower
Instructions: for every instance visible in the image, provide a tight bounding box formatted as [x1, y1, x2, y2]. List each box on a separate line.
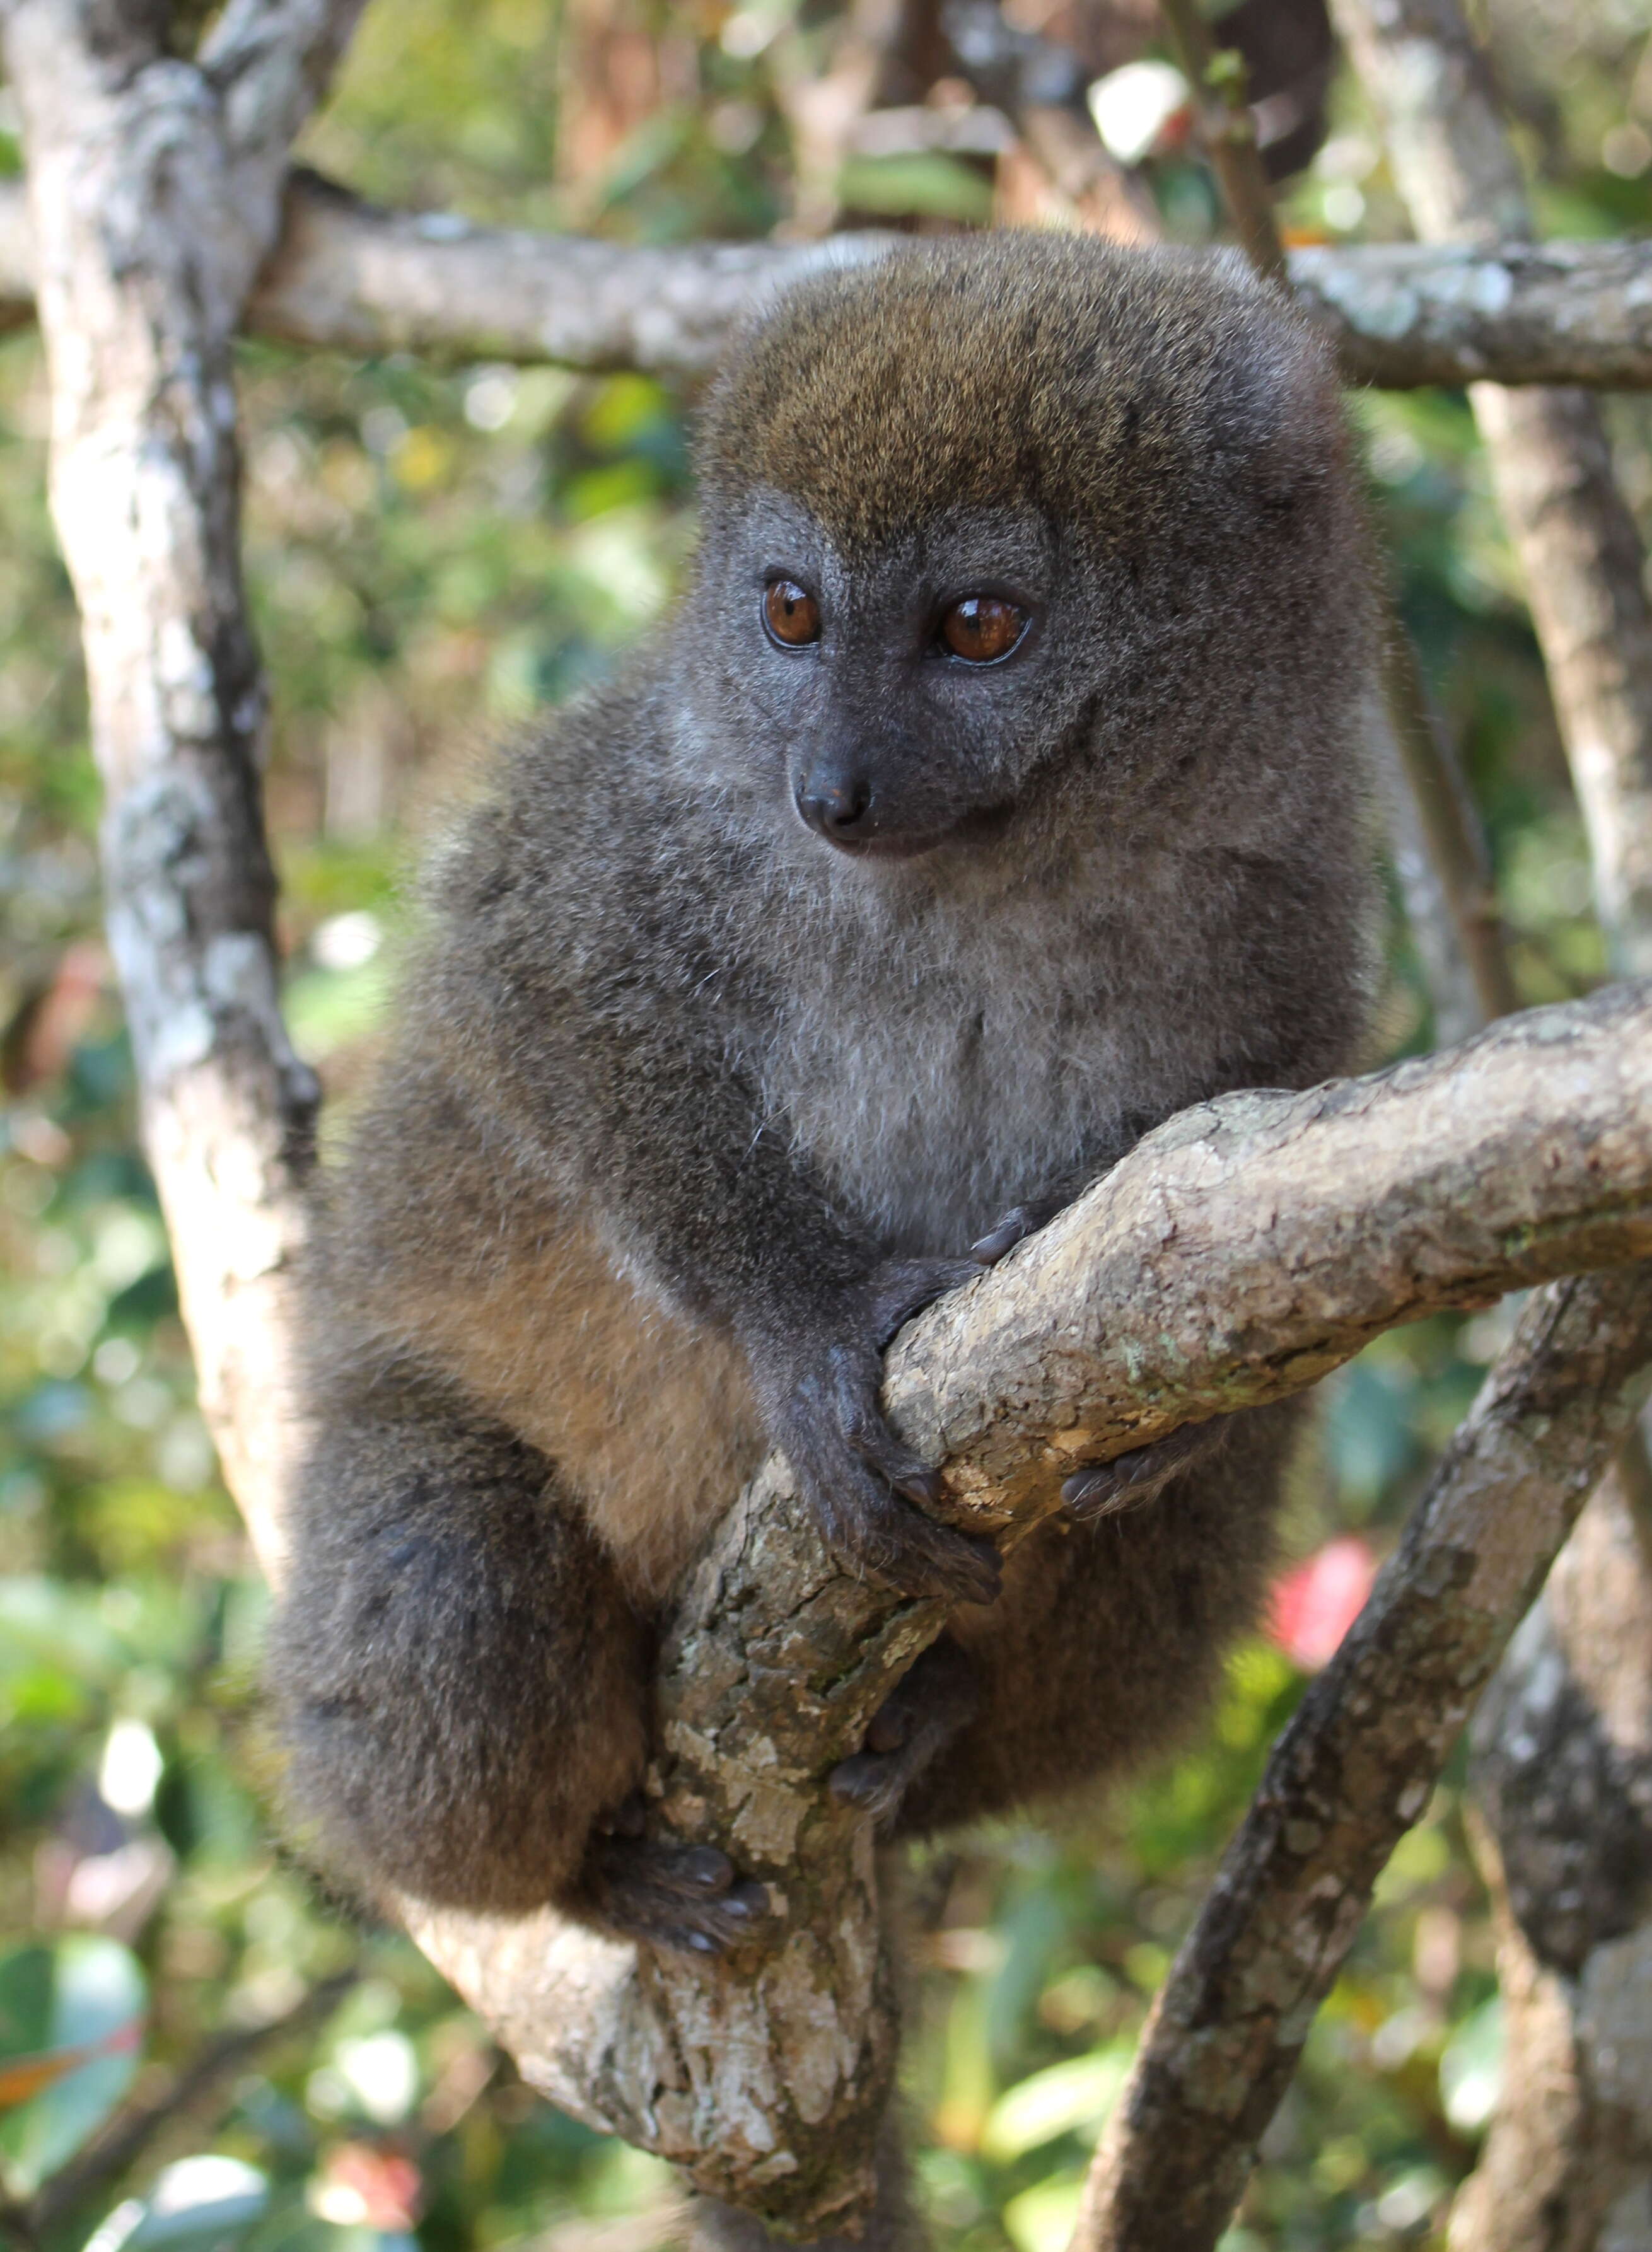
[1268, 1536, 1378, 1670]
[313, 2144, 423, 2231]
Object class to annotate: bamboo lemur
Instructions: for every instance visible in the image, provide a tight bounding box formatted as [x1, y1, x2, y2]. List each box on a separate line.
[269, 234, 1376, 1955]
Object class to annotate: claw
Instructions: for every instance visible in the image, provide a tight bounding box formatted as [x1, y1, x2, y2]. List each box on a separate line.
[677, 1845, 734, 1891]
[970, 1197, 1065, 1267]
[723, 1880, 771, 1920]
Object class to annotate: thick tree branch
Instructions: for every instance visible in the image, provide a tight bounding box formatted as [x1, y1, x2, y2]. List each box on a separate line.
[409, 981, 1652, 2232]
[4, 174, 1652, 386]
[0, 6, 363, 1537]
[1072, 1262, 1652, 2252]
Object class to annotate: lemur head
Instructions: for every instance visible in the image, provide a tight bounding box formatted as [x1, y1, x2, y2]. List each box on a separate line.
[687, 232, 1367, 864]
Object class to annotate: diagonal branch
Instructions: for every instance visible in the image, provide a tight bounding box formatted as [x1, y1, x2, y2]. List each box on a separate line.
[411, 980, 1652, 2231]
[1071, 1261, 1652, 2252]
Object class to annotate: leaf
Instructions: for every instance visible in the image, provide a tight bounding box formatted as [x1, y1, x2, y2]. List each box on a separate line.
[1001, 2171, 1085, 2252]
[0, 2031, 139, 2110]
[84, 2156, 270, 2252]
[0, 1938, 146, 2193]
[835, 154, 994, 222]
[1440, 1996, 1504, 2133]
[980, 2048, 1129, 2162]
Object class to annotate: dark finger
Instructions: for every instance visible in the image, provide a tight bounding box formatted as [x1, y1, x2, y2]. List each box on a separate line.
[722, 1880, 772, 1921]
[970, 1199, 1061, 1264]
[868, 1257, 979, 1345]
[830, 1752, 887, 1804]
[970, 1211, 1032, 1263]
[865, 1701, 910, 1755]
[834, 1376, 945, 1507]
[676, 1844, 735, 1893]
[1062, 1461, 1132, 1520]
[875, 1514, 1003, 1606]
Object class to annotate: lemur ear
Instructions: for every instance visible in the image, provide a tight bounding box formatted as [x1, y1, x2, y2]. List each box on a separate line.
[1207, 296, 1347, 506]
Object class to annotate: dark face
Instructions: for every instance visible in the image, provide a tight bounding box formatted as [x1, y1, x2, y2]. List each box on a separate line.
[692, 489, 1100, 862]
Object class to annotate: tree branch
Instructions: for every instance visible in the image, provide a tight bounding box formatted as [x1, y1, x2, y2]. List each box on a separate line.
[1072, 1261, 1652, 2252]
[0, 11, 364, 1551]
[1450, 1453, 1652, 2251]
[405, 979, 1652, 2232]
[3, 173, 1652, 387]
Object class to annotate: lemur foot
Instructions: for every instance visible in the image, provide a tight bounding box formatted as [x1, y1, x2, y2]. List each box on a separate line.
[829, 1639, 979, 1830]
[583, 1823, 773, 1955]
[1062, 1414, 1234, 1521]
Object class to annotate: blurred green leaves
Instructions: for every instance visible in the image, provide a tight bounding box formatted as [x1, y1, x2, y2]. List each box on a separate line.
[0, 1935, 145, 2193]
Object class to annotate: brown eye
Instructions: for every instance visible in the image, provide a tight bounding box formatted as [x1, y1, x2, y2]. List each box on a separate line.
[763, 578, 821, 647]
[940, 595, 1026, 665]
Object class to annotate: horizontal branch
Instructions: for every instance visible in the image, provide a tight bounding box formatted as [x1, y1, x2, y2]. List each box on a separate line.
[1286, 237, 1652, 390]
[412, 978, 1652, 2234]
[3, 172, 1652, 386]
[1074, 1262, 1652, 2252]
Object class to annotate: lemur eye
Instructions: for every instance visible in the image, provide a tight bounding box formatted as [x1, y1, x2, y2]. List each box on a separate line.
[940, 596, 1027, 664]
[763, 578, 821, 647]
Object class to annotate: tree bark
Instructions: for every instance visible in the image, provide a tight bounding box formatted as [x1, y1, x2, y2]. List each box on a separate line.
[0, 1, 367, 1572]
[1331, 0, 1652, 984]
[7, 173, 1652, 388]
[1449, 1459, 1652, 2252]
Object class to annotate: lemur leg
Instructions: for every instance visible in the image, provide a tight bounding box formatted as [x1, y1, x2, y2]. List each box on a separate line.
[891, 1399, 1306, 1837]
[267, 1365, 764, 1949]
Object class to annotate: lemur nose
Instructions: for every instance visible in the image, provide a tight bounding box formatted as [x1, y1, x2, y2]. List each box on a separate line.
[797, 770, 874, 842]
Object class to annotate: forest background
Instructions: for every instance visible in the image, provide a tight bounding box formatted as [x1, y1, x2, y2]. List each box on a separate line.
[2, 1, 1648, 2248]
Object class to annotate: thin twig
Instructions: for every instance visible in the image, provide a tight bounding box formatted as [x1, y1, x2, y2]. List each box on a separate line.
[1156, 0, 1287, 280]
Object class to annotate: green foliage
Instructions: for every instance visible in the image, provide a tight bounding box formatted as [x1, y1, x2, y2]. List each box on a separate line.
[4, 5, 1651, 2249]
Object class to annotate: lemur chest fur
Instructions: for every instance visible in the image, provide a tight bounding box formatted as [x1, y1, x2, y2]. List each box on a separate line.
[755, 870, 1189, 1257]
